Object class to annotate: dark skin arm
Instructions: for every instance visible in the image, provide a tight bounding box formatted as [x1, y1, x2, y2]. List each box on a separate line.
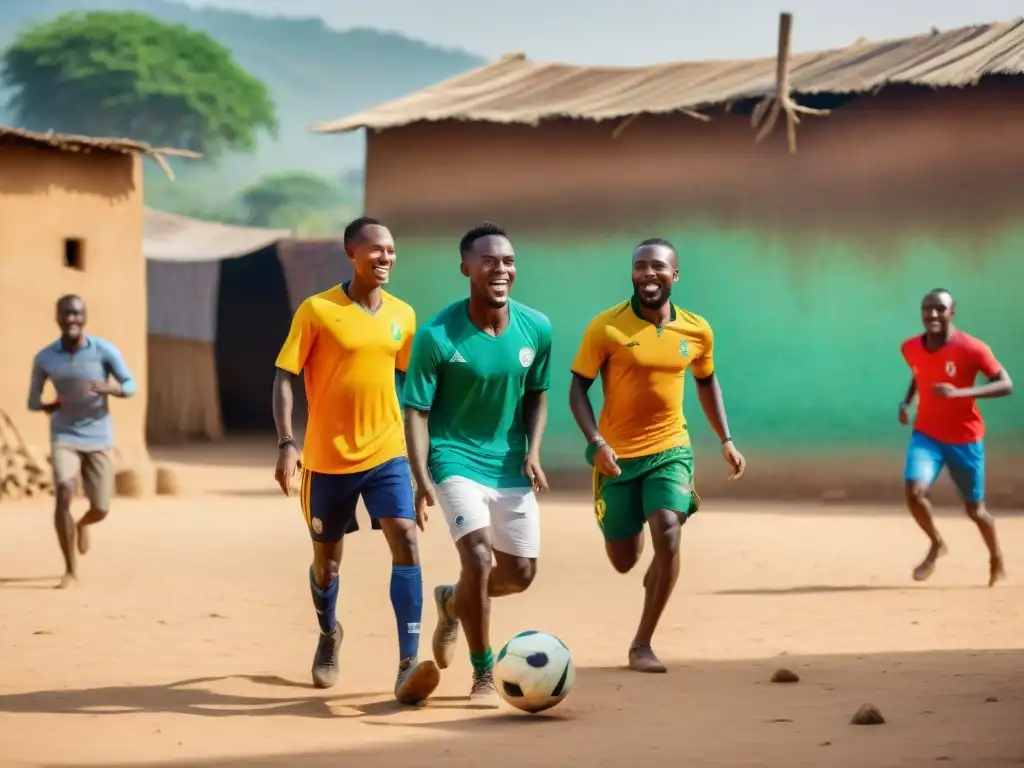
[899, 377, 917, 424]
[522, 390, 549, 491]
[272, 368, 301, 494]
[934, 369, 1013, 400]
[569, 373, 621, 476]
[403, 406, 434, 530]
[694, 372, 746, 479]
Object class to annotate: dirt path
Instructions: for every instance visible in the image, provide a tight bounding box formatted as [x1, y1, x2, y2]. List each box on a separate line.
[1, 461, 1021, 767]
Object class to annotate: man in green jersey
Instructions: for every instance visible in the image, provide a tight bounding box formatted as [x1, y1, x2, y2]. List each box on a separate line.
[403, 222, 552, 706]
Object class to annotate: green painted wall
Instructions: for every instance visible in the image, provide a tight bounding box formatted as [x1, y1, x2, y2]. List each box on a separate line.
[388, 227, 1024, 470]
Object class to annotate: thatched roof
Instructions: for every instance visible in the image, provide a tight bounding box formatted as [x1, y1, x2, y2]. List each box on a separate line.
[0, 126, 200, 178]
[312, 18, 1024, 134]
[144, 207, 292, 262]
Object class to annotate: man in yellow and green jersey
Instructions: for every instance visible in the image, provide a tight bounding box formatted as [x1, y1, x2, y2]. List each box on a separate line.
[569, 237, 746, 674]
[272, 216, 439, 705]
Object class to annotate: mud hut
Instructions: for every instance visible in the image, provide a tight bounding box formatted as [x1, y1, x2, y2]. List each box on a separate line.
[0, 127, 193, 467]
[144, 209, 348, 443]
[312, 19, 1024, 504]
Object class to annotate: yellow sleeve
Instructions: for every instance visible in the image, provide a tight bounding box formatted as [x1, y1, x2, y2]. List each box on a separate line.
[396, 307, 416, 373]
[275, 300, 318, 374]
[570, 316, 609, 379]
[690, 320, 715, 379]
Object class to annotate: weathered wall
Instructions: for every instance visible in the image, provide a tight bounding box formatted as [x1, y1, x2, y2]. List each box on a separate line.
[0, 144, 148, 465]
[363, 80, 1024, 506]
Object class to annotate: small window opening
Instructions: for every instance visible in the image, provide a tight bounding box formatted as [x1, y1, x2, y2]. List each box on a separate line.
[63, 238, 85, 270]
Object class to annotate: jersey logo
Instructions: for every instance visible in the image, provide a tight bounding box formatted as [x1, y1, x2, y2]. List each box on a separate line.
[945, 361, 956, 377]
[519, 347, 534, 367]
[390, 321, 402, 341]
[450, 350, 467, 364]
[625, 340, 640, 348]
[678, 340, 690, 358]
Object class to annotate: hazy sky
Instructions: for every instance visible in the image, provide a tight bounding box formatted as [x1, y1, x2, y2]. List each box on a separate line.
[185, 0, 1021, 65]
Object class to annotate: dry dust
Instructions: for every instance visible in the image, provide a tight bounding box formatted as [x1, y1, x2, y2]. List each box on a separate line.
[1, 443, 1022, 767]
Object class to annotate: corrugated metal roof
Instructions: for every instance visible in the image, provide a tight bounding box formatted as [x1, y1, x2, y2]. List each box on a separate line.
[311, 18, 1024, 134]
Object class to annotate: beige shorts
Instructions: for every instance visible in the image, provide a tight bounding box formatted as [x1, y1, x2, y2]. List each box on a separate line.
[52, 445, 114, 511]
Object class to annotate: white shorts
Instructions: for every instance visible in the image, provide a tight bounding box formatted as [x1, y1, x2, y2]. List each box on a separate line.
[435, 476, 540, 558]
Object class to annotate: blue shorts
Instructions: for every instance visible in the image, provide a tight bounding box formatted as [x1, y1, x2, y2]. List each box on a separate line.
[299, 457, 415, 542]
[904, 431, 985, 504]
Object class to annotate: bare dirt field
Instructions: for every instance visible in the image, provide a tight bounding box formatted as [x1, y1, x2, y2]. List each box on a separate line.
[1, 445, 1022, 767]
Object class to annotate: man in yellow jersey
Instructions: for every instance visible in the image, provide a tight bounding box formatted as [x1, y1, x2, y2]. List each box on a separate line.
[272, 216, 440, 704]
[569, 237, 746, 673]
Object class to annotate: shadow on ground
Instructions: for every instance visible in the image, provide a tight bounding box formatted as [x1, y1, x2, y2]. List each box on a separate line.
[703, 584, 1009, 596]
[27, 649, 1024, 768]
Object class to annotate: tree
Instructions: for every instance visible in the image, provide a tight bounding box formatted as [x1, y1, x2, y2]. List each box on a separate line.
[1, 11, 278, 158]
[239, 171, 344, 229]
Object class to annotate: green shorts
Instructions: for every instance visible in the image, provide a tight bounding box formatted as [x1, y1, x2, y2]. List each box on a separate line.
[587, 445, 699, 542]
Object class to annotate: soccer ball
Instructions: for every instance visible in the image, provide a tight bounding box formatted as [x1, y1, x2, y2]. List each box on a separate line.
[494, 630, 574, 713]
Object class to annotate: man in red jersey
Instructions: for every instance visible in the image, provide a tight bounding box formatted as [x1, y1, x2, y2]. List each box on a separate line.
[899, 288, 1013, 587]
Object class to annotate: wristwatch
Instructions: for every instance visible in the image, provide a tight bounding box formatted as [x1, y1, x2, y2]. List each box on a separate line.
[277, 435, 295, 450]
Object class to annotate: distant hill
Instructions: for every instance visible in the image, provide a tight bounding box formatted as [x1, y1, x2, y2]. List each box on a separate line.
[0, 0, 484, 199]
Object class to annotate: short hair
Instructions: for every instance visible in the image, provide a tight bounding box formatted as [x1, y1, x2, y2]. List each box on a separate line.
[459, 221, 508, 259]
[635, 237, 676, 253]
[343, 216, 383, 248]
[927, 287, 955, 303]
[56, 294, 83, 308]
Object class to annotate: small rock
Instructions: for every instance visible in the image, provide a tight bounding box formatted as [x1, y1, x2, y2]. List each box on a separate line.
[155, 466, 180, 496]
[768, 718, 793, 723]
[851, 703, 885, 725]
[820, 741, 832, 747]
[771, 667, 800, 684]
[985, 696, 999, 703]
[114, 468, 145, 498]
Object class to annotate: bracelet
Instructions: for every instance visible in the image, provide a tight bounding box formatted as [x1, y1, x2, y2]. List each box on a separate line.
[277, 435, 295, 449]
[722, 437, 733, 445]
[589, 435, 607, 449]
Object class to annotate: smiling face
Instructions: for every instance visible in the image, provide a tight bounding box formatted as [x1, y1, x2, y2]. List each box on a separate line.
[462, 234, 516, 309]
[921, 290, 954, 336]
[56, 295, 86, 341]
[347, 223, 396, 286]
[631, 243, 678, 310]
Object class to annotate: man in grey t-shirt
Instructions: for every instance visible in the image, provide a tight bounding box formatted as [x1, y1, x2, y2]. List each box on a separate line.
[28, 295, 136, 588]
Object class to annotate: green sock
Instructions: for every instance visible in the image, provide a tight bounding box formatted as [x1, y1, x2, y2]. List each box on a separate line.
[469, 648, 493, 675]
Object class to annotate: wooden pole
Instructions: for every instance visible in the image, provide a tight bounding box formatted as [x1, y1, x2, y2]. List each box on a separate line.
[751, 12, 830, 153]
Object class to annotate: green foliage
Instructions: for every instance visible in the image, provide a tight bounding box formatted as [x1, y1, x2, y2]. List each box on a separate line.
[1, 10, 278, 158]
[241, 172, 338, 224]
[237, 171, 357, 235]
[0, 0, 484, 180]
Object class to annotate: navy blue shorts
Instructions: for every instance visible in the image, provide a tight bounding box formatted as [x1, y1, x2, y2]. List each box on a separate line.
[298, 457, 415, 542]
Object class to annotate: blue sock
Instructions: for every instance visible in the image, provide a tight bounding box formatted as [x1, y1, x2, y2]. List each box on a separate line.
[309, 567, 339, 634]
[390, 564, 423, 660]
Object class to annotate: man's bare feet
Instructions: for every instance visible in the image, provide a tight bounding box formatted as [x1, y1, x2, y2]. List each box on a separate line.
[76, 521, 90, 555]
[628, 644, 666, 673]
[912, 540, 948, 582]
[56, 574, 77, 589]
[989, 557, 1006, 587]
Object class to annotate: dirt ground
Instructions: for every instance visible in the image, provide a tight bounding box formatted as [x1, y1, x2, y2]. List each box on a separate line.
[1, 445, 1022, 767]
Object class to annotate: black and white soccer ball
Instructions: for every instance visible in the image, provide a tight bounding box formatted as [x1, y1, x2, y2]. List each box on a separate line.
[494, 630, 574, 713]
